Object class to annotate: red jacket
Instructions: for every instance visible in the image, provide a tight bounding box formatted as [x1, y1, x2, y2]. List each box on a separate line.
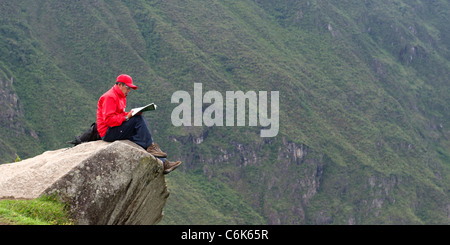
[97, 85, 128, 137]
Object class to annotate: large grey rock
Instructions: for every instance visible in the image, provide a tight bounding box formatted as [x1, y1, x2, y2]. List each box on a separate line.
[0, 140, 169, 225]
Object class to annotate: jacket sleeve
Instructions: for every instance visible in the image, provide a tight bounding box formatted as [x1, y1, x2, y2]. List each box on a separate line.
[102, 96, 126, 127]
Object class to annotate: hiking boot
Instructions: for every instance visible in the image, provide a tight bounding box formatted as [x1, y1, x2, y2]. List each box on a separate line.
[147, 143, 167, 158]
[163, 159, 182, 174]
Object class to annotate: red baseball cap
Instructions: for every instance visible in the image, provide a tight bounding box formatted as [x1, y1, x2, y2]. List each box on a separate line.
[116, 74, 137, 90]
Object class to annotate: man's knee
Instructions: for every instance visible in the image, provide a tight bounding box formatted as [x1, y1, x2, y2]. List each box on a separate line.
[129, 115, 144, 123]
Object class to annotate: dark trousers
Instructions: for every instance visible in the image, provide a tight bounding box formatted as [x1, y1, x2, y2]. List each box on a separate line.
[102, 115, 154, 149]
[102, 115, 166, 163]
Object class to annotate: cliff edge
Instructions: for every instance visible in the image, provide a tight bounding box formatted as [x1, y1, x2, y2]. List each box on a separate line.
[0, 140, 169, 225]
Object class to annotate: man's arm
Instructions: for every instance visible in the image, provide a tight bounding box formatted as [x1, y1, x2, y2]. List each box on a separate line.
[102, 96, 127, 127]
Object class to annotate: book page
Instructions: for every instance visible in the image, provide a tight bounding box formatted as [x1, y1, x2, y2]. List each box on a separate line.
[131, 103, 157, 116]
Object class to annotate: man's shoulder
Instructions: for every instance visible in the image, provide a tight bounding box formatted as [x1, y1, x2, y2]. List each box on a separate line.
[99, 87, 116, 100]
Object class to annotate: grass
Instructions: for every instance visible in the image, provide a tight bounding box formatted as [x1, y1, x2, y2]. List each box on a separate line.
[0, 195, 73, 225]
[160, 170, 266, 225]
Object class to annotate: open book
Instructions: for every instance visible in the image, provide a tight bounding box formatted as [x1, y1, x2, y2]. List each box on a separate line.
[131, 103, 157, 116]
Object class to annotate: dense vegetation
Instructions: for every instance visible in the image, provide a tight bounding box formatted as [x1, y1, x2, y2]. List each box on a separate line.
[0, 0, 449, 224]
[0, 196, 73, 225]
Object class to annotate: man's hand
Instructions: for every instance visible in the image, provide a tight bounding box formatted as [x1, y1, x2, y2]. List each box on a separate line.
[126, 110, 134, 119]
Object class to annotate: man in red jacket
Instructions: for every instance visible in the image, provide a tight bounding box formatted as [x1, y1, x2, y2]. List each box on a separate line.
[97, 74, 181, 174]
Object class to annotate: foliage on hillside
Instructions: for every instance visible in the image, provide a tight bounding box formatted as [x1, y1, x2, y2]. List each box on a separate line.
[0, 196, 73, 225]
[0, 0, 449, 224]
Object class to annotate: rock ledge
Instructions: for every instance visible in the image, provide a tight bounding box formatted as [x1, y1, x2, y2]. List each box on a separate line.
[0, 140, 169, 225]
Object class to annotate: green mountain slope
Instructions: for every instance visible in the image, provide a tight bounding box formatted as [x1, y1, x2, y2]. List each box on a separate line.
[1, 0, 449, 224]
